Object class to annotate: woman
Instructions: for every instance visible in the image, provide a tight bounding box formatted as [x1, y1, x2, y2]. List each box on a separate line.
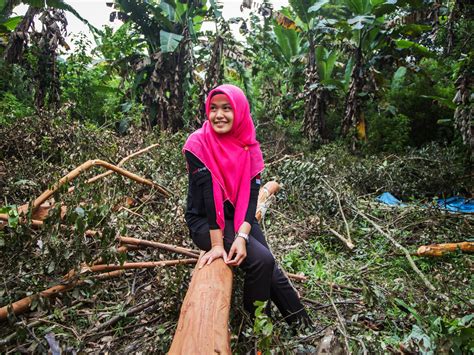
[183, 84, 309, 325]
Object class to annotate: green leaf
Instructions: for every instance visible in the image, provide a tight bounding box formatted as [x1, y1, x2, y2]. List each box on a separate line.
[347, 0, 371, 15]
[160, 30, 183, 53]
[0, 0, 7, 11]
[308, 0, 330, 13]
[343, 57, 354, 91]
[394, 298, 423, 325]
[2, 16, 22, 30]
[158, 0, 175, 21]
[175, 0, 187, 20]
[326, 50, 338, 79]
[347, 15, 375, 30]
[391, 66, 406, 90]
[421, 95, 456, 110]
[395, 39, 433, 57]
[23, 0, 46, 7]
[209, 0, 222, 19]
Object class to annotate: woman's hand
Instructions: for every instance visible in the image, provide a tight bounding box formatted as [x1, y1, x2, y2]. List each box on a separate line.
[226, 237, 247, 266]
[199, 245, 228, 269]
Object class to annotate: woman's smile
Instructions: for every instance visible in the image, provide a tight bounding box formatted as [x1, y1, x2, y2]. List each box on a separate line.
[209, 94, 234, 134]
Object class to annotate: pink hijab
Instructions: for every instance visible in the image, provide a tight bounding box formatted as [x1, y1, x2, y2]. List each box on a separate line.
[183, 84, 264, 232]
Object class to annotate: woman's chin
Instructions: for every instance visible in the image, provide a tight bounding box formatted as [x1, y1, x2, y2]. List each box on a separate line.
[212, 126, 232, 134]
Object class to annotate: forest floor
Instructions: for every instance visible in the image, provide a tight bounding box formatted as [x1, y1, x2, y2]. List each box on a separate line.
[0, 116, 473, 354]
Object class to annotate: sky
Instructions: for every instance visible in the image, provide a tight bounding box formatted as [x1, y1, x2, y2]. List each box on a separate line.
[13, 0, 289, 50]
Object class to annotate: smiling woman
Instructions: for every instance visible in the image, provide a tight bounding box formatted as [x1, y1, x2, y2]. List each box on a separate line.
[208, 93, 235, 134]
[181, 84, 311, 327]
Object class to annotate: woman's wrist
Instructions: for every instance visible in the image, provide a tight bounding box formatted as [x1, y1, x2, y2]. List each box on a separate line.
[210, 228, 224, 248]
[238, 221, 251, 235]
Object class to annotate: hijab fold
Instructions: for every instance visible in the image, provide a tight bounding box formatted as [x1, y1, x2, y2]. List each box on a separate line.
[183, 84, 264, 232]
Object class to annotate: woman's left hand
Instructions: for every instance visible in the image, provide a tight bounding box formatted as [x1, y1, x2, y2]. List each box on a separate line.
[226, 237, 247, 266]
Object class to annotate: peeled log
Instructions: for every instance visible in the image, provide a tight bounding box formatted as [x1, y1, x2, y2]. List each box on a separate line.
[417, 242, 474, 257]
[169, 181, 281, 354]
[169, 255, 233, 354]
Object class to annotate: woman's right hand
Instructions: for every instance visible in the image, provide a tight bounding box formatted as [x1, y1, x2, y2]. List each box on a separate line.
[198, 245, 228, 269]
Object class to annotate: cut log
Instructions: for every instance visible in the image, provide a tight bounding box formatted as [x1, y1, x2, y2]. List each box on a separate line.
[168, 254, 233, 354]
[169, 181, 281, 354]
[417, 242, 474, 257]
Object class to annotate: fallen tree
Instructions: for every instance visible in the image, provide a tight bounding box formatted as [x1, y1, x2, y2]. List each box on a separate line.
[169, 181, 281, 354]
[417, 242, 474, 257]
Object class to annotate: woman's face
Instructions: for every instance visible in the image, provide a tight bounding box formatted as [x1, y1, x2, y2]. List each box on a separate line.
[209, 94, 234, 134]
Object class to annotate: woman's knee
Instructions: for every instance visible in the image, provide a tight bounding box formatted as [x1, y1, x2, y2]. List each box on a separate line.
[256, 249, 275, 273]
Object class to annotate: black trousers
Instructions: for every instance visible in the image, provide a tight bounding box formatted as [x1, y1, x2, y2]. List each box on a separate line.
[190, 219, 309, 324]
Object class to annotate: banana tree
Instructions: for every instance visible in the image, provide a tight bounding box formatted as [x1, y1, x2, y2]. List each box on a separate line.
[338, 0, 398, 142]
[113, 0, 208, 131]
[286, 0, 338, 143]
[303, 46, 340, 141]
[2, 1, 94, 110]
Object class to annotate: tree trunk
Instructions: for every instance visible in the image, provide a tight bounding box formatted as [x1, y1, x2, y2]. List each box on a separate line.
[342, 47, 364, 145]
[453, 66, 473, 156]
[142, 28, 191, 132]
[303, 37, 327, 144]
[198, 35, 224, 127]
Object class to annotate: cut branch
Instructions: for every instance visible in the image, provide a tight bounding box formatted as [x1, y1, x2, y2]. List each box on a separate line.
[68, 143, 160, 193]
[169, 254, 233, 354]
[328, 227, 355, 250]
[86, 298, 158, 337]
[417, 242, 474, 257]
[355, 208, 436, 291]
[0, 270, 124, 321]
[118, 236, 200, 258]
[31, 159, 171, 213]
[81, 259, 197, 273]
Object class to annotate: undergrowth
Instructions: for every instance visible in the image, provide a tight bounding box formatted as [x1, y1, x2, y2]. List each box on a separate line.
[0, 116, 472, 353]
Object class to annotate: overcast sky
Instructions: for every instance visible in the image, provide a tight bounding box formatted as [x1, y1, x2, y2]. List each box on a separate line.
[14, 0, 289, 50]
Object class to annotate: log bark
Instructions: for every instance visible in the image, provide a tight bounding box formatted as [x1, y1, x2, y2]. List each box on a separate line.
[417, 242, 474, 257]
[169, 181, 281, 354]
[168, 254, 233, 354]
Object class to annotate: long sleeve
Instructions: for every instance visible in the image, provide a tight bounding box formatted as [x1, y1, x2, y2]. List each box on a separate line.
[244, 174, 261, 224]
[185, 151, 220, 230]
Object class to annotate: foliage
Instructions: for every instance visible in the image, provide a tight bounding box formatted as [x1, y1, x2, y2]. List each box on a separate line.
[0, 117, 472, 353]
[0, 91, 33, 124]
[0, 0, 473, 353]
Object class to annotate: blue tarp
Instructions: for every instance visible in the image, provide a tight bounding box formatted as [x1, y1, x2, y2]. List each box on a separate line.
[376, 192, 406, 206]
[376, 193, 474, 214]
[437, 197, 474, 213]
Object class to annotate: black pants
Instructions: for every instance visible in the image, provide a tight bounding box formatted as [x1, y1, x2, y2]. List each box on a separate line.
[190, 219, 309, 324]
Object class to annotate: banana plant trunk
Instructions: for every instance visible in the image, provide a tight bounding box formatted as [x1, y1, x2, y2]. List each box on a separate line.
[453, 67, 473, 156]
[303, 36, 327, 143]
[342, 47, 364, 142]
[142, 29, 191, 132]
[198, 35, 224, 126]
